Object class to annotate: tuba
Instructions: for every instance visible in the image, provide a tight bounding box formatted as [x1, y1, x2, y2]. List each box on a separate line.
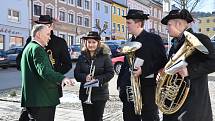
[121, 41, 143, 115]
[155, 31, 209, 114]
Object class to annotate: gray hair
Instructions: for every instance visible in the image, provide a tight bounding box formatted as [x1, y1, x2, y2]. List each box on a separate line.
[31, 24, 47, 38]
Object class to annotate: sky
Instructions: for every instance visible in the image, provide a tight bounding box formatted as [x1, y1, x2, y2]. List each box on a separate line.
[193, 0, 215, 12]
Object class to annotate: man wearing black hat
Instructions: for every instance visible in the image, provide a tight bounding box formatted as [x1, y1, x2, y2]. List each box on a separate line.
[117, 9, 167, 121]
[160, 9, 215, 121]
[18, 15, 72, 120]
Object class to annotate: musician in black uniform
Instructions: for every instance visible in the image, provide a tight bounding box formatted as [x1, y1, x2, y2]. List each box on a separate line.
[18, 15, 72, 121]
[161, 9, 215, 121]
[117, 9, 167, 121]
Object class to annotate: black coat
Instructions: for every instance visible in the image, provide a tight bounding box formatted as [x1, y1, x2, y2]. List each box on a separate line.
[163, 29, 215, 121]
[74, 44, 114, 101]
[117, 30, 167, 104]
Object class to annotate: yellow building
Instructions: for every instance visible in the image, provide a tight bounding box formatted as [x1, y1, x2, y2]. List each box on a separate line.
[199, 15, 215, 38]
[111, 2, 127, 40]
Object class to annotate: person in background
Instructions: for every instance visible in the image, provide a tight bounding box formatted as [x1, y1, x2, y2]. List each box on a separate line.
[117, 9, 167, 121]
[160, 9, 215, 121]
[20, 24, 75, 121]
[74, 31, 114, 121]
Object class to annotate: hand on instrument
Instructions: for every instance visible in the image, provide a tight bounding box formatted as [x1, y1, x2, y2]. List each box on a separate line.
[176, 67, 189, 78]
[133, 66, 142, 77]
[86, 74, 93, 82]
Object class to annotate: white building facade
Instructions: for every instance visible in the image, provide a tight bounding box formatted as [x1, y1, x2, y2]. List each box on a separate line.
[0, 0, 30, 50]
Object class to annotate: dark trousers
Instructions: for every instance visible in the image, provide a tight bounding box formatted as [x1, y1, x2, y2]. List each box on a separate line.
[81, 100, 107, 121]
[121, 86, 160, 121]
[122, 101, 160, 121]
[19, 107, 56, 121]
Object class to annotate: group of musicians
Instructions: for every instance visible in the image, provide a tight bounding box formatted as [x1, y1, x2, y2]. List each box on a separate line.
[18, 8, 215, 121]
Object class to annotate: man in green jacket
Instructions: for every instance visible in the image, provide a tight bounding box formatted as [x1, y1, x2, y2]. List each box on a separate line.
[20, 24, 75, 121]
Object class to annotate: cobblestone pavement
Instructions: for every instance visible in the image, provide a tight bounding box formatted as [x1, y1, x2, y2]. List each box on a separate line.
[0, 73, 215, 121]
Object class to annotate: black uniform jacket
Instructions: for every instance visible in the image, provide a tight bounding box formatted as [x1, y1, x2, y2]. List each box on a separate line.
[163, 28, 215, 121]
[117, 30, 167, 100]
[74, 44, 114, 101]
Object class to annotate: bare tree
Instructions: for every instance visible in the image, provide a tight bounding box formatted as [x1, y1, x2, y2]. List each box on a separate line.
[95, 22, 108, 35]
[173, 0, 200, 12]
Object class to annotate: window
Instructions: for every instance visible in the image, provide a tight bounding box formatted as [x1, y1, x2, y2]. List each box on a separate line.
[84, 17, 89, 27]
[213, 27, 215, 31]
[46, 7, 53, 17]
[207, 19, 210, 23]
[10, 36, 23, 48]
[96, 2, 100, 11]
[0, 35, 4, 50]
[68, 13, 74, 23]
[95, 19, 100, 26]
[118, 8, 120, 16]
[59, 0, 66, 2]
[8, 9, 20, 22]
[117, 24, 120, 31]
[104, 5, 108, 14]
[34, 4, 41, 16]
[122, 10, 124, 16]
[77, 0, 82, 7]
[104, 21, 108, 29]
[112, 6, 116, 14]
[68, 0, 74, 4]
[84, 0, 90, 10]
[59, 11, 66, 21]
[199, 28, 201, 32]
[206, 28, 210, 31]
[68, 35, 74, 46]
[122, 25, 124, 32]
[77, 16, 83, 25]
[113, 23, 116, 31]
[213, 19, 215, 22]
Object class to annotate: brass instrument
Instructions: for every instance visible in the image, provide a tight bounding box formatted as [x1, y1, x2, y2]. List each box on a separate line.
[121, 41, 142, 115]
[47, 49, 55, 65]
[84, 60, 95, 104]
[156, 31, 209, 114]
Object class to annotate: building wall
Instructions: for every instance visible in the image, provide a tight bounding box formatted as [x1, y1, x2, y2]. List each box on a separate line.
[149, 0, 167, 39]
[32, 0, 92, 45]
[92, 0, 112, 40]
[0, 0, 29, 50]
[111, 2, 127, 40]
[199, 16, 215, 38]
[127, 0, 150, 31]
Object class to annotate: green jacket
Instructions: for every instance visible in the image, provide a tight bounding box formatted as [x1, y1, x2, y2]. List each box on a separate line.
[21, 41, 65, 107]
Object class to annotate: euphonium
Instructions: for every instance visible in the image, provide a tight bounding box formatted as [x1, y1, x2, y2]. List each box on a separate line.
[121, 41, 142, 115]
[47, 49, 55, 65]
[155, 31, 209, 114]
[84, 60, 95, 104]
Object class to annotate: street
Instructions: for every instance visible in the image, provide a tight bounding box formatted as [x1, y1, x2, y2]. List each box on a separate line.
[0, 63, 75, 90]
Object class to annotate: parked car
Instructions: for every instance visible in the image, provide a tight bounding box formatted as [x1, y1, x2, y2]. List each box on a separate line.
[0, 50, 9, 69]
[212, 41, 215, 48]
[104, 41, 122, 57]
[111, 56, 124, 75]
[6, 47, 23, 66]
[69, 44, 81, 61]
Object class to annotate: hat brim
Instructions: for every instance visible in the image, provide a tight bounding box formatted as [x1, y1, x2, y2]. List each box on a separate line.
[122, 15, 148, 20]
[161, 14, 193, 25]
[34, 21, 53, 24]
[82, 36, 101, 40]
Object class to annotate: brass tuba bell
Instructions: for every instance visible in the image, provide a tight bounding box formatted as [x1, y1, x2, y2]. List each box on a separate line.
[155, 31, 209, 114]
[121, 41, 143, 115]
